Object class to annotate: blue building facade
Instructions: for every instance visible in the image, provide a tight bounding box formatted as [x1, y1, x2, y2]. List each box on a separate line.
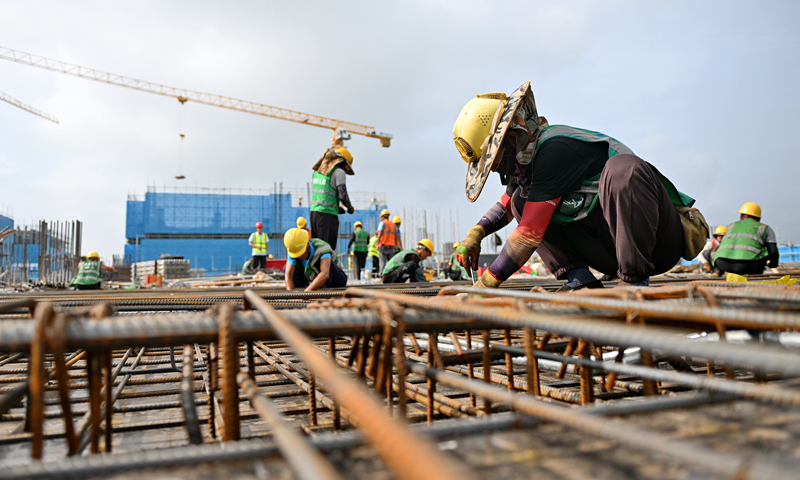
[125, 187, 387, 276]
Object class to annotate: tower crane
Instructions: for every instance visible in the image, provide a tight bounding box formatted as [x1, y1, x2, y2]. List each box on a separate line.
[0, 90, 58, 124]
[0, 46, 391, 147]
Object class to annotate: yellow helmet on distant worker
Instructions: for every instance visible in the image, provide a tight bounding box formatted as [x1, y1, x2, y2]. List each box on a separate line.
[739, 202, 762, 218]
[393, 216, 401, 225]
[713, 225, 727, 236]
[87, 251, 99, 260]
[380, 209, 390, 218]
[452, 94, 508, 164]
[354, 221, 363, 228]
[333, 146, 353, 164]
[284, 228, 309, 258]
[296, 217, 307, 229]
[453, 242, 460, 248]
[416, 238, 434, 255]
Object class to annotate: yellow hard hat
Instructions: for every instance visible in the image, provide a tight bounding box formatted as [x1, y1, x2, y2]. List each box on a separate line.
[453, 242, 460, 248]
[417, 238, 434, 255]
[296, 217, 307, 229]
[380, 209, 390, 218]
[284, 228, 309, 258]
[393, 216, 401, 224]
[333, 146, 353, 164]
[452, 94, 508, 164]
[739, 202, 762, 218]
[713, 225, 727, 236]
[87, 251, 99, 259]
[354, 221, 363, 228]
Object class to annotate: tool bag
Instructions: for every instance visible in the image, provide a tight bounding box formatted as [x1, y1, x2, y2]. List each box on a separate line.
[676, 206, 710, 260]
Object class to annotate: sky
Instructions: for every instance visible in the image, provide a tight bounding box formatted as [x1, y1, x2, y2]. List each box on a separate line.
[1, 1, 799, 262]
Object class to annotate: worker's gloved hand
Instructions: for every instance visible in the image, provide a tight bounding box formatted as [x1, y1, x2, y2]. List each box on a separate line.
[473, 270, 502, 289]
[347, 205, 355, 214]
[456, 226, 485, 275]
[768, 261, 778, 268]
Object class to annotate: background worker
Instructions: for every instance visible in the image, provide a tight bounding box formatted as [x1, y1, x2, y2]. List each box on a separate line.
[368, 234, 380, 279]
[448, 242, 469, 281]
[697, 225, 727, 273]
[347, 221, 370, 279]
[376, 209, 399, 274]
[310, 146, 355, 251]
[452, 82, 699, 290]
[382, 239, 434, 283]
[393, 215, 403, 250]
[284, 228, 347, 291]
[296, 216, 311, 238]
[248, 222, 269, 271]
[71, 251, 116, 290]
[712, 202, 779, 275]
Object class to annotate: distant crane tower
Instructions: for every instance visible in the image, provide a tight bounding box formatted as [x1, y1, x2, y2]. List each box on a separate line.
[0, 90, 58, 124]
[0, 46, 392, 147]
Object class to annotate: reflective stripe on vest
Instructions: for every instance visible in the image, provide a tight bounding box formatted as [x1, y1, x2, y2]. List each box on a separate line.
[305, 238, 340, 282]
[383, 248, 418, 276]
[378, 219, 397, 247]
[368, 236, 379, 257]
[712, 219, 768, 262]
[251, 232, 268, 255]
[353, 228, 369, 252]
[72, 260, 102, 285]
[310, 168, 340, 215]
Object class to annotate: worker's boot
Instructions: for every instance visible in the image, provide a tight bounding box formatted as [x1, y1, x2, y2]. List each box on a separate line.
[556, 268, 604, 292]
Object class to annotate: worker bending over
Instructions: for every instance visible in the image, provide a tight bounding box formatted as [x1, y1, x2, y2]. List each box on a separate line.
[453, 82, 702, 290]
[284, 228, 347, 292]
[347, 221, 370, 279]
[382, 239, 434, 284]
[712, 202, 779, 275]
[376, 209, 399, 274]
[248, 222, 269, 271]
[71, 251, 116, 290]
[447, 242, 469, 281]
[697, 225, 726, 274]
[310, 147, 355, 251]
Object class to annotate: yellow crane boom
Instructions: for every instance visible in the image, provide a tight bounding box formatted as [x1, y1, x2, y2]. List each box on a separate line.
[0, 90, 58, 124]
[0, 46, 391, 146]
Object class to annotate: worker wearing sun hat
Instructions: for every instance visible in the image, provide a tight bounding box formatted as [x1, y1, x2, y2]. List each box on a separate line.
[71, 251, 116, 290]
[453, 81, 699, 290]
[284, 228, 347, 291]
[310, 146, 356, 252]
[381, 239, 434, 284]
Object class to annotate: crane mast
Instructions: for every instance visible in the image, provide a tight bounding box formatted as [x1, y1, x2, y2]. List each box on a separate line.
[0, 46, 391, 146]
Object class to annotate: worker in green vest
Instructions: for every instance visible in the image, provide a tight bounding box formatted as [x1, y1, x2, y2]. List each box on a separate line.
[368, 235, 379, 279]
[382, 239, 434, 283]
[284, 228, 347, 291]
[712, 202, 779, 275]
[447, 242, 469, 281]
[248, 222, 270, 271]
[347, 221, 370, 280]
[310, 147, 355, 252]
[70, 251, 116, 290]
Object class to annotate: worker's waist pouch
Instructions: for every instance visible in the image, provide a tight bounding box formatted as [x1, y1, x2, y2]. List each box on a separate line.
[676, 206, 710, 260]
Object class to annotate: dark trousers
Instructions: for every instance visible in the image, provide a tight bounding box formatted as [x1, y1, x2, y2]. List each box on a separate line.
[353, 251, 367, 278]
[536, 155, 683, 283]
[291, 261, 348, 289]
[370, 255, 379, 277]
[252, 255, 267, 270]
[76, 282, 101, 290]
[382, 261, 425, 283]
[310, 211, 339, 252]
[378, 245, 396, 276]
[715, 257, 768, 275]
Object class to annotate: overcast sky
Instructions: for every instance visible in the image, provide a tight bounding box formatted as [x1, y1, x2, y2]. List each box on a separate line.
[1, 1, 798, 261]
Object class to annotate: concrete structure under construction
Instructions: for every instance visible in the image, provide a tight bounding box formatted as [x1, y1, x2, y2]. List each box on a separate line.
[125, 185, 388, 275]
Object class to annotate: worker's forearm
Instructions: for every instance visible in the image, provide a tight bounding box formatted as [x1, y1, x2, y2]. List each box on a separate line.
[285, 266, 295, 290]
[307, 271, 329, 291]
[487, 198, 557, 282]
[477, 194, 513, 235]
[336, 185, 353, 209]
[767, 242, 780, 268]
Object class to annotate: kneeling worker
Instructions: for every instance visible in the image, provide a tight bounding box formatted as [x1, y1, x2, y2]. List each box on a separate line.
[71, 251, 116, 290]
[697, 225, 726, 273]
[382, 239, 434, 283]
[284, 228, 347, 291]
[712, 202, 779, 275]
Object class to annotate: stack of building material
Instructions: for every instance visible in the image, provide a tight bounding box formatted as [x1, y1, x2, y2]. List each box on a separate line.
[131, 258, 192, 285]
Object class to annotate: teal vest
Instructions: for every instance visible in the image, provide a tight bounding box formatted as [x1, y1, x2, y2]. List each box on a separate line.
[352, 228, 369, 252]
[310, 167, 340, 215]
[538, 125, 694, 224]
[304, 238, 341, 282]
[72, 260, 102, 286]
[382, 248, 418, 276]
[712, 218, 769, 262]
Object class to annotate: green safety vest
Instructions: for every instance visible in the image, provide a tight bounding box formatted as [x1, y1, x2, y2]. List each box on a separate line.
[537, 125, 695, 224]
[71, 260, 102, 286]
[251, 232, 268, 255]
[382, 248, 418, 276]
[304, 238, 341, 282]
[368, 236, 379, 257]
[448, 252, 468, 276]
[352, 228, 369, 252]
[310, 167, 340, 215]
[712, 218, 769, 262]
